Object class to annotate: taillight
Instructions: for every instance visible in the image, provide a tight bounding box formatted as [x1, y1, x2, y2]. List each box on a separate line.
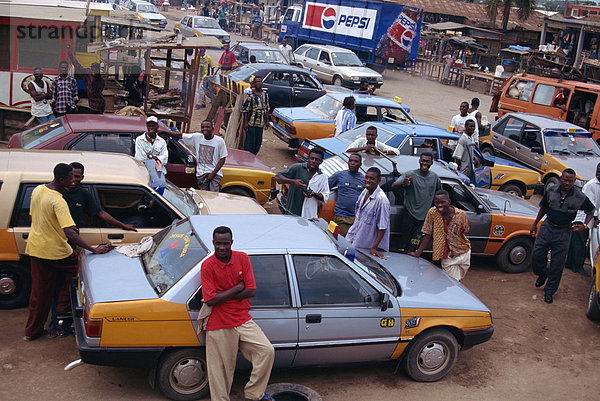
[270, 115, 277, 123]
[288, 124, 296, 135]
[83, 305, 102, 338]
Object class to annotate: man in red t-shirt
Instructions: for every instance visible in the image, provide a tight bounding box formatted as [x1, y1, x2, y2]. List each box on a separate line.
[218, 42, 238, 73]
[201, 226, 274, 401]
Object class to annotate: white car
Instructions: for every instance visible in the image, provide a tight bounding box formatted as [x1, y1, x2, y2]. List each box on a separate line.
[174, 15, 229, 44]
[123, 0, 167, 28]
[294, 44, 383, 89]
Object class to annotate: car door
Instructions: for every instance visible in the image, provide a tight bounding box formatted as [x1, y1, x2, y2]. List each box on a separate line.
[93, 185, 179, 245]
[467, 143, 492, 189]
[315, 50, 333, 83]
[262, 71, 293, 109]
[291, 253, 401, 366]
[491, 116, 525, 162]
[179, 16, 191, 36]
[303, 48, 321, 79]
[516, 124, 544, 171]
[380, 175, 407, 251]
[291, 71, 325, 106]
[10, 183, 102, 254]
[160, 134, 198, 188]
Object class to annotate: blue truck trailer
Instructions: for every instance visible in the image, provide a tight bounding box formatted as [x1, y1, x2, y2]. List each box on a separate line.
[279, 1, 423, 68]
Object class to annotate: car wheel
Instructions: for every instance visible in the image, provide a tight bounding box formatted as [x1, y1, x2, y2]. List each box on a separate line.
[496, 236, 533, 273]
[222, 186, 254, 198]
[481, 145, 494, 156]
[265, 383, 323, 401]
[403, 328, 459, 382]
[499, 183, 523, 198]
[586, 273, 600, 320]
[333, 76, 343, 87]
[296, 63, 304, 68]
[156, 348, 209, 401]
[0, 263, 31, 309]
[544, 176, 560, 192]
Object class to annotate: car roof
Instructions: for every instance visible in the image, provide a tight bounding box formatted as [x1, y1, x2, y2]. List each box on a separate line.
[189, 214, 339, 252]
[325, 92, 406, 108]
[502, 112, 590, 132]
[300, 44, 354, 53]
[0, 149, 150, 184]
[246, 63, 311, 73]
[62, 114, 157, 132]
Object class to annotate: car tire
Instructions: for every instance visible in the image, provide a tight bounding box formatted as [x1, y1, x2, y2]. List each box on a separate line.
[586, 273, 600, 320]
[499, 183, 523, 198]
[481, 145, 494, 156]
[156, 348, 209, 401]
[0, 262, 31, 309]
[265, 383, 323, 401]
[544, 176, 560, 192]
[333, 76, 343, 87]
[496, 236, 533, 273]
[296, 63, 304, 68]
[222, 186, 254, 198]
[403, 328, 459, 382]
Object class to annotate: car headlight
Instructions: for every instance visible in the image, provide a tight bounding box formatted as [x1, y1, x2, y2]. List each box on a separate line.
[575, 178, 585, 187]
[351, 77, 359, 81]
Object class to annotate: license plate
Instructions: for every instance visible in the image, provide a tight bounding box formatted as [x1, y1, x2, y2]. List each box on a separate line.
[278, 119, 286, 128]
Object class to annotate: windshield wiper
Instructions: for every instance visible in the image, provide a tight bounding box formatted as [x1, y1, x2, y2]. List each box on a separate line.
[551, 149, 576, 155]
[576, 150, 598, 156]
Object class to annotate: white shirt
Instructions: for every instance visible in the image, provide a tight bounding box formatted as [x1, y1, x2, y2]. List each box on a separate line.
[279, 44, 295, 64]
[301, 171, 329, 219]
[575, 177, 600, 225]
[451, 113, 479, 142]
[134, 133, 168, 173]
[346, 137, 399, 155]
[30, 80, 53, 117]
[181, 133, 228, 177]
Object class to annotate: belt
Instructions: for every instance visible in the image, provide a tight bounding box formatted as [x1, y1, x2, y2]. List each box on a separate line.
[547, 221, 571, 229]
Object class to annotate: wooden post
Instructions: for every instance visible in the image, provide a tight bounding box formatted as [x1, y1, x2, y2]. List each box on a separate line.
[165, 48, 172, 90]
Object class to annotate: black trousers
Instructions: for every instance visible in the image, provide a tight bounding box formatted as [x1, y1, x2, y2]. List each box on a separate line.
[399, 209, 424, 252]
[566, 227, 589, 272]
[532, 221, 572, 296]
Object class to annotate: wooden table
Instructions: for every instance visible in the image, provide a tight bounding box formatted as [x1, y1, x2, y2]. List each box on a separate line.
[460, 70, 506, 95]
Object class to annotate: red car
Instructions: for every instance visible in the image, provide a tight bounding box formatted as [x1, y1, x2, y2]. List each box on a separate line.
[8, 115, 276, 204]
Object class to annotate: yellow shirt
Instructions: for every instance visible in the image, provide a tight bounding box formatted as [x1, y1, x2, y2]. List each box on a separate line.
[25, 185, 76, 260]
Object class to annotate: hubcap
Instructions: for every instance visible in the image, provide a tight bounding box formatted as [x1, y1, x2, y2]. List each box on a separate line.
[170, 357, 207, 393]
[0, 277, 16, 296]
[418, 342, 447, 371]
[509, 245, 527, 265]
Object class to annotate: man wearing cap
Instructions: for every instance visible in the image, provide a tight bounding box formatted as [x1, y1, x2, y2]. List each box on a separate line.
[69, 48, 105, 114]
[135, 116, 168, 193]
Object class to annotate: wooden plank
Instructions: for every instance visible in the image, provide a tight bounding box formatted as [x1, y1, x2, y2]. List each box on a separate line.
[224, 94, 245, 149]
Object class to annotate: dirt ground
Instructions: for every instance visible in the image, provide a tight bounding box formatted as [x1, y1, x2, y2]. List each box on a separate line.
[1, 16, 599, 400]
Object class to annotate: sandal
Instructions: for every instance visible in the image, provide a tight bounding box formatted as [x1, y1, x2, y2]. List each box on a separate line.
[23, 330, 47, 342]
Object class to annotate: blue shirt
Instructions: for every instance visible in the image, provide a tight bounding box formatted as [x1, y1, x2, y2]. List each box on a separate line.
[346, 186, 391, 252]
[328, 170, 364, 217]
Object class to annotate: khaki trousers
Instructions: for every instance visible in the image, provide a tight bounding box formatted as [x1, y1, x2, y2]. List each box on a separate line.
[206, 319, 274, 401]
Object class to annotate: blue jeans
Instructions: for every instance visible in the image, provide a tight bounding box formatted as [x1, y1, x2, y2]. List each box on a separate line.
[143, 159, 166, 192]
[36, 114, 55, 124]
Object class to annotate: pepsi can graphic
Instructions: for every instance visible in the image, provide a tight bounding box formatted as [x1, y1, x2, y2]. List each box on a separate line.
[375, 8, 420, 63]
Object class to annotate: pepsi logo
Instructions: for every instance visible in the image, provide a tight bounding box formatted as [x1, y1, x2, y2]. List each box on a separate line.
[401, 29, 413, 47]
[322, 7, 336, 29]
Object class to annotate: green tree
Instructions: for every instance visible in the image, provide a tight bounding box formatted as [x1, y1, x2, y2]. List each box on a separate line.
[487, 0, 537, 30]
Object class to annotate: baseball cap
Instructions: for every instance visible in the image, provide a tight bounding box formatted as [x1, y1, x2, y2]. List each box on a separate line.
[146, 116, 158, 124]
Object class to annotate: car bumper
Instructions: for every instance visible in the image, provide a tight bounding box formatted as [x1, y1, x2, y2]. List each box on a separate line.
[462, 326, 494, 350]
[341, 78, 383, 89]
[270, 122, 300, 148]
[70, 279, 165, 368]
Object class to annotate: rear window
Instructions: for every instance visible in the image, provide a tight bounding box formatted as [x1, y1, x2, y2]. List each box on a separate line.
[20, 120, 66, 149]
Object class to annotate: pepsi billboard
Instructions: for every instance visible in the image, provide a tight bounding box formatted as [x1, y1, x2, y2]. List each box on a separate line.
[302, 1, 378, 40]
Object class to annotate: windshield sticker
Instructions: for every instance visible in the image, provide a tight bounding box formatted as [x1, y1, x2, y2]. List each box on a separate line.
[169, 239, 182, 249]
[159, 248, 170, 258]
[180, 235, 191, 258]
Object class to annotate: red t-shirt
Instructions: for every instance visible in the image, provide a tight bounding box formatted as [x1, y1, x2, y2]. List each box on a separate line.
[218, 50, 237, 70]
[201, 250, 256, 330]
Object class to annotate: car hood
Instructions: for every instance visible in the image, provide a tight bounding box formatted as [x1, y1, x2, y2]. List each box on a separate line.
[196, 28, 228, 37]
[551, 155, 597, 181]
[82, 250, 157, 304]
[139, 12, 166, 20]
[374, 252, 489, 312]
[334, 66, 382, 79]
[190, 189, 267, 215]
[225, 148, 273, 172]
[310, 137, 348, 155]
[273, 107, 331, 123]
[474, 187, 539, 217]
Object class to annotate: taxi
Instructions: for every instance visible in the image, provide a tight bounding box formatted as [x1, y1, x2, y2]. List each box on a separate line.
[317, 153, 542, 273]
[586, 225, 600, 320]
[0, 150, 266, 309]
[173, 15, 229, 44]
[479, 113, 600, 190]
[71, 215, 493, 401]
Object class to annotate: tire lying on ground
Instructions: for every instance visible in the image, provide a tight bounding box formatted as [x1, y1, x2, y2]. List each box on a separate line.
[264, 383, 323, 401]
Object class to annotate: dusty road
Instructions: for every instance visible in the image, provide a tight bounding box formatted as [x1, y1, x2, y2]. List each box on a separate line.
[1, 12, 599, 401]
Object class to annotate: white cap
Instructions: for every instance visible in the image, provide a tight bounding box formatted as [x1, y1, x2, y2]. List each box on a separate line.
[146, 116, 158, 124]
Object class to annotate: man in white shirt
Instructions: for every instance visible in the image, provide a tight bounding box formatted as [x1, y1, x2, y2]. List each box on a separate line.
[134, 116, 168, 193]
[451, 101, 479, 143]
[345, 126, 399, 155]
[165, 119, 228, 192]
[279, 38, 295, 65]
[301, 153, 329, 219]
[566, 163, 600, 275]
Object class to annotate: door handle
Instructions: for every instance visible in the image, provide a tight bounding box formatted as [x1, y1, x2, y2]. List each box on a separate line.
[515, 145, 521, 150]
[305, 314, 321, 324]
[108, 234, 124, 239]
[22, 233, 28, 239]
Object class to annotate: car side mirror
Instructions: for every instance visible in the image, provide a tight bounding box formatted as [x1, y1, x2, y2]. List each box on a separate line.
[380, 292, 390, 311]
[476, 204, 484, 214]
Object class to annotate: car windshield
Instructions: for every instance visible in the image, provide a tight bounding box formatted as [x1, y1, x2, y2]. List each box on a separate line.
[161, 181, 199, 217]
[228, 65, 258, 81]
[138, 4, 159, 13]
[250, 49, 287, 63]
[331, 51, 362, 67]
[20, 119, 65, 149]
[543, 131, 600, 157]
[142, 220, 208, 295]
[353, 252, 398, 296]
[337, 125, 394, 144]
[305, 95, 342, 119]
[195, 18, 220, 28]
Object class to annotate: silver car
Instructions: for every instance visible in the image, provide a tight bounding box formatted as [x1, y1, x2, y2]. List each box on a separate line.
[294, 44, 383, 89]
[174, 15, 230, 44]
[71, 215, 493, 401]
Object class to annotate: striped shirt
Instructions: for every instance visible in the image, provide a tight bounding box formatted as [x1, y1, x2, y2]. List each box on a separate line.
[334, 108, 357, 136]
[52, 75, 78, 114]
[243, 90, 269, 127]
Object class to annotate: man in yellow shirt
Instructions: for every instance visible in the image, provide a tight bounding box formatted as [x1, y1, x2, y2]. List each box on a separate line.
[24, 163, 110, 341]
